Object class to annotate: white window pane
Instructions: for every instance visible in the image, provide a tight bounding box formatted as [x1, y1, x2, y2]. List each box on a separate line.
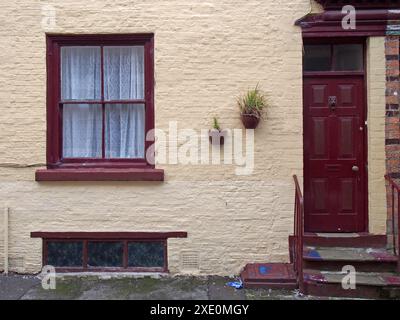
[104, 46, 144, 100]
[105, 104, 145, 158]
[63, 104, 102, 158]
[61, 47, 101, 100]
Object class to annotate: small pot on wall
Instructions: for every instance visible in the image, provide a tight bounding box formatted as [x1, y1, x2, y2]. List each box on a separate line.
[241, 114, 260, 129]
[209, 129, 226, 145]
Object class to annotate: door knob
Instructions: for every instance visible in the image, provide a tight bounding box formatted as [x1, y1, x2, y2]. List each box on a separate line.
[352, 166, 359, 172]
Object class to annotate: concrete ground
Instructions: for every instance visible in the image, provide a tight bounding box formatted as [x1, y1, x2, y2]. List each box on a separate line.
[0, 273, 325, 300]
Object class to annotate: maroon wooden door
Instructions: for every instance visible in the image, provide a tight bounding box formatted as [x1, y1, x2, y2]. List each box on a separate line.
[304, 76, 366, 232]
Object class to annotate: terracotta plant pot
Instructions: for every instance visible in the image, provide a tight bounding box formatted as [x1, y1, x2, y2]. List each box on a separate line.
[209, 129, 226, 145]
[241, 114, 260, 129]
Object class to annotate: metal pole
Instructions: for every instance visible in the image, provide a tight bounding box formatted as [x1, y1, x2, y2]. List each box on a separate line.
[4, 207, 9, 275]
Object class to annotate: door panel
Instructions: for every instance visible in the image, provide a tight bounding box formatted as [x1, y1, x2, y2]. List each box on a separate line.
[339, 178, 356, 213]
[310, 178, 329, 213]
[338, 117, 356, 158]
[304, 77, 366, 232]
[311, 117, 328, 159]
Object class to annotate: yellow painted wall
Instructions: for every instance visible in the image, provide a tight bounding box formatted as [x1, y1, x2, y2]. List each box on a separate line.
[0, 1, 386, 275]
[367, 37, 387, 234]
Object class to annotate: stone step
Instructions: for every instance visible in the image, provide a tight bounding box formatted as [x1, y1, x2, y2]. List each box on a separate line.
[304, 269, 400, 299]
[241, 263, 297, 289]
[303, 246, 398, 272]
[289, 233, 387, 249]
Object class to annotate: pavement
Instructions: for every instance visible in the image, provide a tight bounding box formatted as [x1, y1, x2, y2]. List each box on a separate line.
[0, 273, 322, 300]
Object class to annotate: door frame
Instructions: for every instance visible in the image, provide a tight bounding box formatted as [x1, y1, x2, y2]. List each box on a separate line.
[302, 37, 369, 233]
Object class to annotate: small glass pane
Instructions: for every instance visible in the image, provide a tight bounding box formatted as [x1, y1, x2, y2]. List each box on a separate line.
[63, 104, 102, 158]
[333, 44, 363, 71]
[61, 47, 101, 100]
[47, 241, 83, 267]
[104, 46, 145, 100]
[128, 242, 165, 268]
[303, 45, 331, 72]
[88, 242, 123, 267]
[105, 104, 145, 159]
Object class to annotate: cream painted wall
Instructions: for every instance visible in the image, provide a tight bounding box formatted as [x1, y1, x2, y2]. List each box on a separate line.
[0, 1, 386, 275]
[367, 37, 387, 234]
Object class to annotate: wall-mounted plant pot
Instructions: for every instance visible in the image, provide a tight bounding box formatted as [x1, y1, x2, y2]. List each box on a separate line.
[241, 114, 260, 129]
[209, 129, 226, 145]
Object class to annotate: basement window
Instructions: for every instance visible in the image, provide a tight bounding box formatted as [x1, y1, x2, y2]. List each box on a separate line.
[88, 241, 124, 268]
[128, 241, 165, 268]
[47, 241, 83, 267]
[44, 239, 166, 272]
[32, 231, 187, 272]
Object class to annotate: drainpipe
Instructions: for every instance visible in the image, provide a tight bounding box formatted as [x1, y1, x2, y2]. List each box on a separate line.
[3, 207, 9, 275]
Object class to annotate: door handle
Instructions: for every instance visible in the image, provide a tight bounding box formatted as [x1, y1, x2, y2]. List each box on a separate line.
[352, 166, 359, 172]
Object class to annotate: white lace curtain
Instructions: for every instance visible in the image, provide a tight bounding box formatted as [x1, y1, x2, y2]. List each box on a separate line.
[61, 46, 145, 159]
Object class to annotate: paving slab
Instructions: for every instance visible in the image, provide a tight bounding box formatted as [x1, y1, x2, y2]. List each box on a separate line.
[207, 277, 246, 300]
[21, 276, 85, 300]
[0, 274, 40, 300]
[126, 277, 209, 300]
[0, 273, 365, 300]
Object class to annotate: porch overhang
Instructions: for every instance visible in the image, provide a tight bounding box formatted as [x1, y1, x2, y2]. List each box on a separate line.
[315, 0, 400, 10]
[295, 7, 400, 37]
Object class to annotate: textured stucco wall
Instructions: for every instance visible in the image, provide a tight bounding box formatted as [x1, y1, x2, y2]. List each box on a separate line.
[367, 37, 387, 234]
[0, 1, 387, 275]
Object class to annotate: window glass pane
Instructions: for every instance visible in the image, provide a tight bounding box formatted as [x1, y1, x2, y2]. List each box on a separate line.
[63, 104, 102, 158]
[61, 47, 101, 100]
[104, 46, 145, 100]
[333, 44, 363, 71]
[47, 241, 83, 267]
[105, 104, 145, 159]
[303, 45, 331, 71]
[128, 242, 165, 268]
[88, 242, 123, 267]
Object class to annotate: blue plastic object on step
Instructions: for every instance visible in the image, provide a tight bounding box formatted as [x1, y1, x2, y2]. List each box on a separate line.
[226, 279, 243, 289]
[259, 265, 272, 275]
[307, 249, 321, 259]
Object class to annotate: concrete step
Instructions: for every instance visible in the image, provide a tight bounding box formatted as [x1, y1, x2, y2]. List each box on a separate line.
[241, 263, 297, 289]
[304, 269, 400, 299]
[303, 246, 398, 272]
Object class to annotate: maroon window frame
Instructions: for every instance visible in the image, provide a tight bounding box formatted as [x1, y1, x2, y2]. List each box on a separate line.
[45, 34, 155, 171]
[32, 231, 188, 272]
[42, 239, 167, 273]
[303, 39, 366, 76]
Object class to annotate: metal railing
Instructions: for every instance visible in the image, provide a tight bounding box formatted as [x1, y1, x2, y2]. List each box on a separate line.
[293, 175, 305, 292]
[385, 174, 400, 273]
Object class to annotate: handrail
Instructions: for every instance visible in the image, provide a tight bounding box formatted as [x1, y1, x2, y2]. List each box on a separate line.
[385, 174, 400, 273]
[293, 175, 305, 293]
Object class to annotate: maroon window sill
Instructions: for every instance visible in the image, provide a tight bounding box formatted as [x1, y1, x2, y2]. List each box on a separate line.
[31, 231, 187, 240]
[35, 168, 164, 182]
